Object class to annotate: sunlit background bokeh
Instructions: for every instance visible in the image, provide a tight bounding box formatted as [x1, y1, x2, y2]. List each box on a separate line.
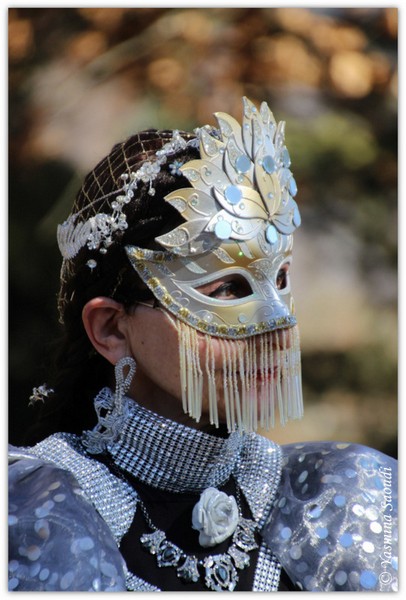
[9, 7, 397, 456]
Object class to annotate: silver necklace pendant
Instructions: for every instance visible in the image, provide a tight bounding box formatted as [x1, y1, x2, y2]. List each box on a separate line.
[140, 530, 165, 554]
[156, 540, 183, 568]
[204, 554, 238, 592]
[177, 556, 200, 583]
[228, 545, 250, 569]
[233, 517, 259, 552]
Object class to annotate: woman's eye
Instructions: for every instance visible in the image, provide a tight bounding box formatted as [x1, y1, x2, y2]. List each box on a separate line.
[276, 267, 289, 290]
[209, 281, 239, 299]
[202, 277, 253, 300]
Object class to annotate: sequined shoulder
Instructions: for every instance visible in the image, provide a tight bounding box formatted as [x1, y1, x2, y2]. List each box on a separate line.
[8, 453, 126, 591]
[262, 441, 398, 591]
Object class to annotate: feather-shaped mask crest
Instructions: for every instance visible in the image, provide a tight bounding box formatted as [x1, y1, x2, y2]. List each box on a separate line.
[156, 97, 301, 257]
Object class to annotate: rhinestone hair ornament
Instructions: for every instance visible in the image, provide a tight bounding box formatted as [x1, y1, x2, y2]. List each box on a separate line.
[57, 130, 197, 259]
[56, 97, 304, 433]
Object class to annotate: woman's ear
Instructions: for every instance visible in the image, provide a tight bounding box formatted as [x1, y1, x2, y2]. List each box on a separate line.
[82, 297, 129, 366]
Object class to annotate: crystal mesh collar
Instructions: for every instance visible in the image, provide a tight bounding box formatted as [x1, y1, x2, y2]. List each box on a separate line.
[102, 388, 245, 493]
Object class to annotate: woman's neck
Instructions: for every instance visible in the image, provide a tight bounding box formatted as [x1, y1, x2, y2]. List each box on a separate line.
[127, 369, 216, 432]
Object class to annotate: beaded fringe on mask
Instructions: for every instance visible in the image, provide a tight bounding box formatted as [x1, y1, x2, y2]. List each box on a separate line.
[176, 321, 303, 433]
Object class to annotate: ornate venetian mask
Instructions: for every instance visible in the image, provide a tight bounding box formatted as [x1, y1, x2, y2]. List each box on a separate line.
[126, 97, 301, 340]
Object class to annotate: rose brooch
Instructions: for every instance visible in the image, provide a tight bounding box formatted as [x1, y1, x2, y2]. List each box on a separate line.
[192, 487, 240, 547]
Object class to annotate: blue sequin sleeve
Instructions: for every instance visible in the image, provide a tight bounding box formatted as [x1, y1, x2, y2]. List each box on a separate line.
[8, 455, 127, 591]
[262, 442, 398, 591]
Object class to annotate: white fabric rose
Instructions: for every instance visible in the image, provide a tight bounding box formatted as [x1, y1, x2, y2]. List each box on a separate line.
[192, 487, 239, 548]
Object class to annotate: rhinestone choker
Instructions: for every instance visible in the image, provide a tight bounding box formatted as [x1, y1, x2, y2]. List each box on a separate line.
[93, 388, 245, 493]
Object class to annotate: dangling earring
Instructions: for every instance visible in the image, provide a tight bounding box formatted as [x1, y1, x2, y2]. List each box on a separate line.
[114, 356, 137, 416]
[82, 355, 136, 455]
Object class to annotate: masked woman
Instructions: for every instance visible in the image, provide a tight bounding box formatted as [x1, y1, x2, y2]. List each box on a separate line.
[9, 98, 398, 592]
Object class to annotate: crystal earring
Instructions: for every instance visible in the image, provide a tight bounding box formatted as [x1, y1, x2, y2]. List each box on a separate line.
[114, 356, 137, 416]
[82, 356, 137, 455]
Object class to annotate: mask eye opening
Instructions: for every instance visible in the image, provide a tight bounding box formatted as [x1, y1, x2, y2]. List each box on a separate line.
[276, 263, 290, 291]
[195, 274, 254, 302]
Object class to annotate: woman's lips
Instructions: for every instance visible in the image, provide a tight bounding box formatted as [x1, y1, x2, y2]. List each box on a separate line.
[235, 367, 279, 381]
[257, 367, 279, 381]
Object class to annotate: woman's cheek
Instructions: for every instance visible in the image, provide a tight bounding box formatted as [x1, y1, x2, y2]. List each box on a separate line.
[198, 336, 248, 372]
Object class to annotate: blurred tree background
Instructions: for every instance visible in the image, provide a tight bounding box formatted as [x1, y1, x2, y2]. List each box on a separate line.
[9, 7, 397, 456]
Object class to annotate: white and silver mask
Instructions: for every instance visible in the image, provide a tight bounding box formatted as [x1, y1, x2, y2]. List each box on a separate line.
[126, 98, 303, 432]
[126, 97, 300, 339]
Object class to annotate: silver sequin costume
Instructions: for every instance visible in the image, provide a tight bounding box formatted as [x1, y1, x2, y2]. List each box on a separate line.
[9, 388, 398, 592]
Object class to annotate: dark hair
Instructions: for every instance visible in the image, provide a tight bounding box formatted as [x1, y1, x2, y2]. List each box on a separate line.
[27, 129, 199, 444]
